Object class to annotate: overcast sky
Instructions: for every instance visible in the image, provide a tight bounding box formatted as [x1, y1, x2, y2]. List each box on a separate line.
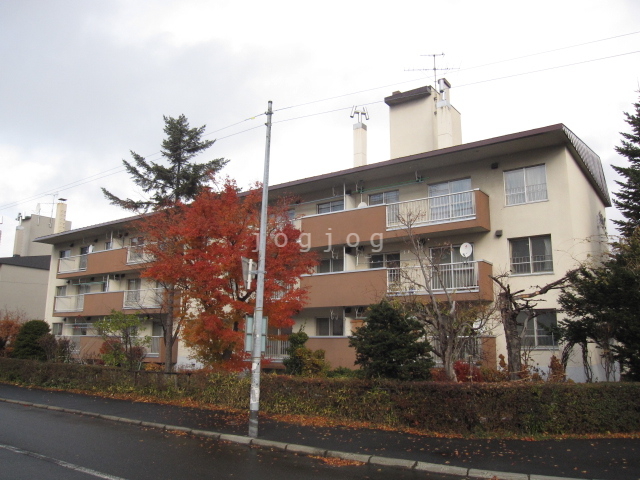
[1, 0, 639, 257]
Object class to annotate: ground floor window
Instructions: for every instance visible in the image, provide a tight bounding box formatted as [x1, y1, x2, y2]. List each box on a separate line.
[316, 317, 344, 336]
[517, 309, 558, 348]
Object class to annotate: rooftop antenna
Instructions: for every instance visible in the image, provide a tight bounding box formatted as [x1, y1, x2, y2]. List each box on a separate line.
[350, 106, 369, 123]
[405, 53, 455, 89]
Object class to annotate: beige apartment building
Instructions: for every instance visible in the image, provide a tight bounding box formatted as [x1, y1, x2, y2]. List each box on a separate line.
[37, 81, 611, 380]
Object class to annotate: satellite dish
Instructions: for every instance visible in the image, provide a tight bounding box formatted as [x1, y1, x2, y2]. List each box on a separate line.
[357, 202, 368, 208]
[459, 243, 473, 258]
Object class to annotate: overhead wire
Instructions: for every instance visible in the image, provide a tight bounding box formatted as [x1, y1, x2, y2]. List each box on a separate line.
[2, 35, 638, 214]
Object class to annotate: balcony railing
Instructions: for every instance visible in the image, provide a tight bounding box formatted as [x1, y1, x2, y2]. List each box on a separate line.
[54, 294, 85, 312]
[387, 261, 479, 294]
[265, 338, 290, 360]
[58, 255, 88, 274]
[126, 246, 153, 264]
[386, 190, 476, 229]
[57, 335, 164, 358]
[124, 288, 163, 309]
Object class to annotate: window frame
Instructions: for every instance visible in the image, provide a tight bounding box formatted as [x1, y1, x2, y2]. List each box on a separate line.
[369, 190, 399, 206]
[509, 235, 553, 275]
[517, 309, 558, 349]
[317, 199, 344, 214]
[315, 317, 344, 337]
[504, 164, 548, 206]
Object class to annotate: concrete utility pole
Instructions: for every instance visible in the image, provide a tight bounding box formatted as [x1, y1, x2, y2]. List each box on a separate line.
[248, 100, 273, 438]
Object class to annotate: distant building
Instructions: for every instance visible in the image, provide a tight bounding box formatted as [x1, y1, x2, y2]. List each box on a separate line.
[0, 255, 51, 319]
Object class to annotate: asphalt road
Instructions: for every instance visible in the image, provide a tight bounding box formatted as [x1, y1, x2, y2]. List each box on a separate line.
[0, 401, 452, 480]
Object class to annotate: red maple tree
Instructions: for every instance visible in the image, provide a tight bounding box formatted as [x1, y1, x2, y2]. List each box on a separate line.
[140, 178, 316, 369]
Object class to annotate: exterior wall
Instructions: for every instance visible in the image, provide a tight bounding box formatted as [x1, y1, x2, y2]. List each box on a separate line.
[14, 214, 71, 257]
[0, 264, 49, 319]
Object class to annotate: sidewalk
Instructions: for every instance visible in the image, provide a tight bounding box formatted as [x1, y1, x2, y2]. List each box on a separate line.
[1, 383, 638, 480]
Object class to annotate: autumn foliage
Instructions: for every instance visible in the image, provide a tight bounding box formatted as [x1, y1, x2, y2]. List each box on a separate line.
[140, 178, 316, 368]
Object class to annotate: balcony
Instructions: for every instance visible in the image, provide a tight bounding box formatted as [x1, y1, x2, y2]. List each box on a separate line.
[57, 248, 129, 278]
[123, 288, 163, 309]
[301, 269, 388, 308]
[54, 289, 163, 316]
[299, 190, 490, 249]
[385, 189, 490, 236]
[58, 335, 164, 360]
[387, 260, 494, 301]
[127, 246, 154, 264]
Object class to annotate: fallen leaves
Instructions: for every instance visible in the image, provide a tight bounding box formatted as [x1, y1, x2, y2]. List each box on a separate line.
[308, 456, 365, 467]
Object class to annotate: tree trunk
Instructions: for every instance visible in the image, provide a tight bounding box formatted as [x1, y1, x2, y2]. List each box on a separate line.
[501, 303, 523, 380]
[163, 287, 176, 373]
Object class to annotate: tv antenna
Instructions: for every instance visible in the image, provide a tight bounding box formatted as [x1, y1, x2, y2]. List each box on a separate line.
[405, 53, 455, 89]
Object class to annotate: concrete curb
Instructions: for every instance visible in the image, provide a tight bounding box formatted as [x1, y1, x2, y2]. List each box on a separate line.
[0, 397, 597, 480]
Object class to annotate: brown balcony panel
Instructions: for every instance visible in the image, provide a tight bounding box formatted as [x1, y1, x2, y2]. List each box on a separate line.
[300, 205, 387, 249]
[387, 190, 491, 239]
[301, 269, 387, 308]
[306, 337, 356, 369]
[54, 291, 124, 317]
[58, 249, 135, 279]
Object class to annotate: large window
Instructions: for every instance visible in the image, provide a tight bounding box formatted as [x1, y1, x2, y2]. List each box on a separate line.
[369, 190, 399, 206]
[510, 235, 553, 274]
[428, 178, 473, 221]
[317, 199, 344, 214]
[517, 309, 558, 348]
[316, 317, 344, 336]
[504, 165, 548, 206]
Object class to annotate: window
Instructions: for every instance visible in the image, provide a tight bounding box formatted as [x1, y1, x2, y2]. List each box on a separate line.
[369, 190, 399, 206]
[55, 285, 67, 297]
[317, 199, 344, 214]
[59, 249, 71, 259]
[316, 317, 344, 336]
[510, 235, 553, 274]
[52, 323, 63, 336]
[317, 253, 344, 273]
[104, 241, 113, 251]
[428, 178, 473, 221]
[517, 309, 558, 348]
[369, 252, 400, 269]
[504, 165, 548, 206]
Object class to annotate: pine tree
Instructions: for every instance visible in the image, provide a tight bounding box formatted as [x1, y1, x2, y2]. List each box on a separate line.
[349, 300, 434, 381]
[102, 114, 228, 211]
[102, 114, 227, 373]
[612, 95, 640, 238]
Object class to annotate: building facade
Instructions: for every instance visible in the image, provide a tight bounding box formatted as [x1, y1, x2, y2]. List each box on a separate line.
[36, 83, 611, 380]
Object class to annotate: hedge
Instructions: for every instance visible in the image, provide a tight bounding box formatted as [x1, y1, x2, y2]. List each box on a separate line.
[1, 358, 639, 435]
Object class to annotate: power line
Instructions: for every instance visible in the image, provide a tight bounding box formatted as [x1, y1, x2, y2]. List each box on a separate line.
[2, 42, 637, 215]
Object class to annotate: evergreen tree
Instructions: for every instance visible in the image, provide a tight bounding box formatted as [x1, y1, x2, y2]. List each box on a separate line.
[102, 115, 227, 373]
[102, 114, 228, 211]
[349, 300, 434, 381]
[11, 320, 50, 361]
[612, 95, 640, 238]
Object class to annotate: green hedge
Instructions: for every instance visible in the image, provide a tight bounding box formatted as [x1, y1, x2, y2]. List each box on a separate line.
[1, 358, 639, 435]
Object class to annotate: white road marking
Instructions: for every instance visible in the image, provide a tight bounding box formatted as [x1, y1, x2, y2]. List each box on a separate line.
[0, 443, 128, 480]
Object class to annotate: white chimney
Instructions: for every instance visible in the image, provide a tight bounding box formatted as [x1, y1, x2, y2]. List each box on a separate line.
[351, 106, 369, 167]
[54, 201, 68, 234]
[384, 79, 461, 158]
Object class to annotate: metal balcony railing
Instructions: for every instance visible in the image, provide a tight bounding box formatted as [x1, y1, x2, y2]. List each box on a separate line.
[123, 288, 163, 309]
[387, 261, 479, 294]
[386, 190, 476, 229]
[126, 246, 153, 264]
[53, 294, 85, 312]
[58, 255, 88, 274]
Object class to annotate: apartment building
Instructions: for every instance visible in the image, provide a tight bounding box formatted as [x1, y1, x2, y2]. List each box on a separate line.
[36, 216, 180, 365]
[36, 81, 611, 380]
[274, 82, 611, 381]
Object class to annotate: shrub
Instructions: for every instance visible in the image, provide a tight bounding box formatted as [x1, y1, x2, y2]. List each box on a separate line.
[349, 300, 434, 381]
[11, 320, 50, 361]
[283, 330, 330, 376]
